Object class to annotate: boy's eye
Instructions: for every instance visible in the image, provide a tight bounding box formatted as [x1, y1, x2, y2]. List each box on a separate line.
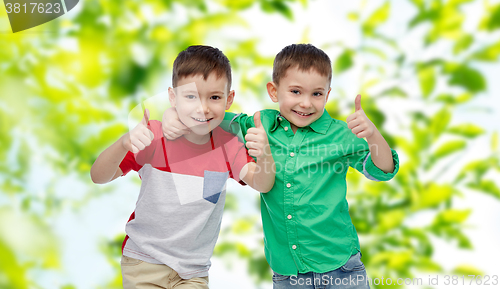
[291, 90, 300, 95]
[210, 95, 222, 100]
[313, 92, 323, 97]
[185, 95, 196, 99]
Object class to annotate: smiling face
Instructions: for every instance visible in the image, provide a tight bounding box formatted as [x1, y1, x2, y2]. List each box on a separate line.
[267, 66, 331, 133]
[169, 72, 234, 144]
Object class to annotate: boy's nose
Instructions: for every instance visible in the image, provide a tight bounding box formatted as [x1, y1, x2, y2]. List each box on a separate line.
[300, 96, 312, 108]
[196, 103, 210, 114]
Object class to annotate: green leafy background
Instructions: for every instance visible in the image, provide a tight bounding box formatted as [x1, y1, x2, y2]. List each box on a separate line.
[1, 0, 499, 288]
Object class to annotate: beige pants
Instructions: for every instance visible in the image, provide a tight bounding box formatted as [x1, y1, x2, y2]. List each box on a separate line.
[121, 255, 209, 289]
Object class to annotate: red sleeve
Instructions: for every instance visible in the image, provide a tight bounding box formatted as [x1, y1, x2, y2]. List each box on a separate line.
[119, 120, 162, 176]
[119, 151, 142, 176]
[225, 136, 255, 185]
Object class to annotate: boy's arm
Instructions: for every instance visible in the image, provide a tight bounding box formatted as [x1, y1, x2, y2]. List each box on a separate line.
[240, 161, 275, 192]
[346, 95, 395, 173]
[90, 109, 154, 184]
[219, 111, 253, 138]
[239, 112, 275, 192]
[365, 130, 394, 173]
[162, 107, 254, 140]
[161, 107, 191, 140]
[90, 137, 128, 184]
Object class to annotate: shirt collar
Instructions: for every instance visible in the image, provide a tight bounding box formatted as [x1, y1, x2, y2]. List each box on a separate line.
[270, 109, 333, 134]
[269, 112, 283, 132]
[308, 109, 333, 134]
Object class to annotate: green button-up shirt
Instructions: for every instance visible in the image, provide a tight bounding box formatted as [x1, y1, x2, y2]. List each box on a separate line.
[222, 109, 399, 276]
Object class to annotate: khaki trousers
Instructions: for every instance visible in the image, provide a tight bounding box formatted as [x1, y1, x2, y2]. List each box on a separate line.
[121, 255, 209, 289]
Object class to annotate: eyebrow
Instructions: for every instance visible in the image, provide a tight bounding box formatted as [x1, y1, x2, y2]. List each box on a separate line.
[289, 85, 325, 91]
[206, 90, 225, 95]
[179, 90, 225, 95]
[181, 90, 199, 94]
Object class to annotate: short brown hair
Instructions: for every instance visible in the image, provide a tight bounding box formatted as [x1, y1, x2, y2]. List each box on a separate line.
[172, 45, 232, 91]
[273, 44, 332, 86]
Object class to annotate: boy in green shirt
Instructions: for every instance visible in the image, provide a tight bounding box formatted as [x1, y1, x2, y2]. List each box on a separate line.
[162, 44, 399, 288]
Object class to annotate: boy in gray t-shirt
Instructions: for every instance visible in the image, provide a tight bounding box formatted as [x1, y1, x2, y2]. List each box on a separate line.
[91, 45, 275, 288]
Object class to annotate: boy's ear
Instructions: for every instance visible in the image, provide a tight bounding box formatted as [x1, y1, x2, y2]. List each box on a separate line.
[225, 90, 235, 110]
[267, 82, 278, 103]
[325, 87, 331, 102]
[168, 87, 176, 107]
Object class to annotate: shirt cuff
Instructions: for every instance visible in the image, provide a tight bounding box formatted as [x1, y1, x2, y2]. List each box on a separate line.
[362, 149, 399, 182]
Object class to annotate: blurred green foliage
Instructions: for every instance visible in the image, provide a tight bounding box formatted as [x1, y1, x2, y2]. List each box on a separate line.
[324, 1, 500, 287]
[1, 0, 499, 288]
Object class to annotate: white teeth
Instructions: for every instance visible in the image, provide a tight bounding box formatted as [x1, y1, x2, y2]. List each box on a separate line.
[193, 117, 210, 122]
[295, 111, 312, 116]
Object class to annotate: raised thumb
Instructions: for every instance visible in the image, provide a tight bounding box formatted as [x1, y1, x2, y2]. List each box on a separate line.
[141, 108, 150, 126]
[355, 94, 362, 112]
[254, 111, 263, 128]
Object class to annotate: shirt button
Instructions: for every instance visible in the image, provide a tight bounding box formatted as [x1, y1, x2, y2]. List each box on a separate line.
[286, 183, 291, 188]
[279, 117, 283, 121]
[284, 126, 289, 131]
[287, 215, 292, 219]
[290, 152, 295, 157]
[292, 245, 297, 250]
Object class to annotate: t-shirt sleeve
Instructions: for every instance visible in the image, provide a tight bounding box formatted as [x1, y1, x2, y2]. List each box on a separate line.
[224, 135, 255, 185]
[119, 151, 142, 176]
[118, 120, 162, 176]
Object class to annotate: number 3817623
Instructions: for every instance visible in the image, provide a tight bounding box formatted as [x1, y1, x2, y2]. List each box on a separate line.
[6, 3, 61, 14]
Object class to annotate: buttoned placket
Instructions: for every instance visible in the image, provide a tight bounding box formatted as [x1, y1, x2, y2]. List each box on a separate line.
[281, 124, 309, 273]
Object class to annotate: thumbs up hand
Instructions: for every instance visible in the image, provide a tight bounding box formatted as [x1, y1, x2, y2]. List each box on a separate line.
[346, 94, 376, 138]
[162, 107, 190, 140]
[122, 108, 155, 153]
[245, 111, 271, 159]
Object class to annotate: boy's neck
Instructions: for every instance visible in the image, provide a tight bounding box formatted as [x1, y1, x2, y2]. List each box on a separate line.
[184, 131, 211, 145]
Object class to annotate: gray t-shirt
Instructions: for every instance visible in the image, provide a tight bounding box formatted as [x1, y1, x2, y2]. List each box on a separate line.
[119, 121, 253, 279]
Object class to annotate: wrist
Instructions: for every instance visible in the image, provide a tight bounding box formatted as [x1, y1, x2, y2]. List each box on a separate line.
[119, 133, 131, 152]
[256, 155, 276, 179]
[256, 153, 274, 166]
[365, 128, 381, 143]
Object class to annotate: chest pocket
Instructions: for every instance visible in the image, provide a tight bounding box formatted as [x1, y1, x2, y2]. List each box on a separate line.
[203, 171, 229, 204]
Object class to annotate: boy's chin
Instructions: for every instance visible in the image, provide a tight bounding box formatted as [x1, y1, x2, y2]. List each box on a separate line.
[289, 114, 321, 128]
[189, 120, 222, 135]
[188, 126, 210, 136]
